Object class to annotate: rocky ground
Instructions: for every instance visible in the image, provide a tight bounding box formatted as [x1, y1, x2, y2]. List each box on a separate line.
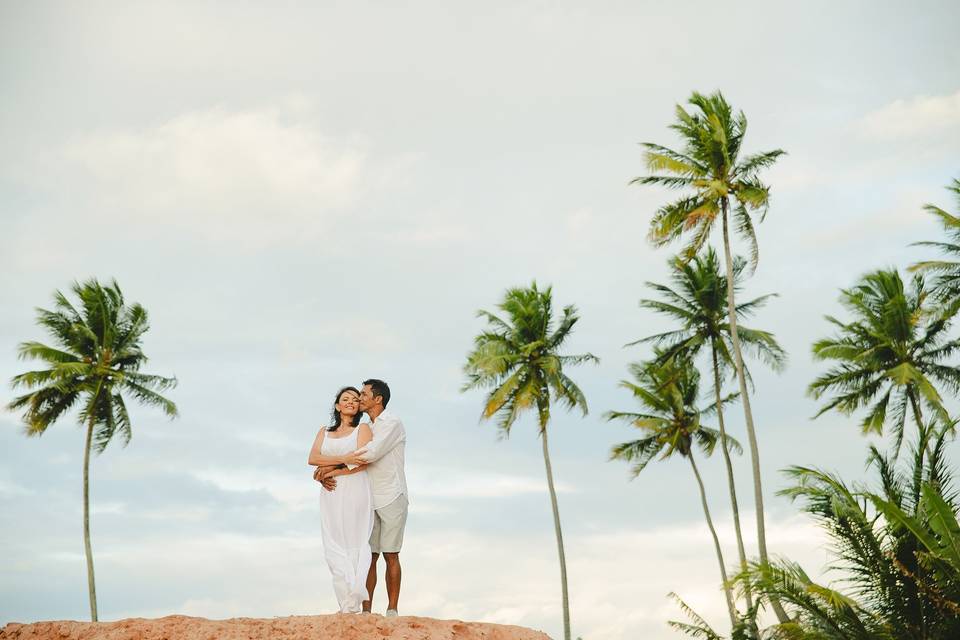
[0, 614, 552, 640]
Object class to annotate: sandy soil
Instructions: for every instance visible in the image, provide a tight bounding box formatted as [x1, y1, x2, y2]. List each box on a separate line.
[0, 614, 552, 640]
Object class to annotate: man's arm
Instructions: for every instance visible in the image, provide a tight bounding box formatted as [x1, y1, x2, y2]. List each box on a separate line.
[356, 415, 405, 464]
[312, 463, 345, 481]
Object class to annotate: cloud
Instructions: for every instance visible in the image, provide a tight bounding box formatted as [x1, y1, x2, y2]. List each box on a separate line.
[192, 467, 317, 512]
[413, 471, 575, 499]
[857, 89, 960, 139]
[14, 101, 383, 252]
[191, 465, 572, 513]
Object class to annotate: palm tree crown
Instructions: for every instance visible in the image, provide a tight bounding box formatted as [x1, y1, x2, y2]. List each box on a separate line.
[606, 355, 740, 474]
[636, 248, 786, 383]
[809, 269, 960, 454]
[911, 178, 960, 306]
[9, 279, 178, 448]
[463, 282, 598, 433]
[633, 91, 785, 268]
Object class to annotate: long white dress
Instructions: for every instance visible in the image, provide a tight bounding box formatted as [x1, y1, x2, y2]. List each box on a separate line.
[318, 427, 374, 613]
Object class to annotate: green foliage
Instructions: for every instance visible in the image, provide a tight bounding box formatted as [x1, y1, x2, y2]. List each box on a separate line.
[667, 593, 769, 640]
[8, 278, 178, 451]
[667, 592, 724, 640]
[808, 269, 960, 455]
[605, 355, 741, 475]
[635, 247, 785, 389]
[911, 178, 960, 307]
[734, 428, 960, 639]
[632, 91, 785, 269]
[462, 282, 598, 435]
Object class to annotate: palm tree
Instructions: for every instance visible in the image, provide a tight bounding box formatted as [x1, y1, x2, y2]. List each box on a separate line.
[7, 279, 178, 621]
[910, 178, 960, 309]
[808, 269, 960, 464]
[737, 424, 960, 639]
[462, 282, 598, 640]
[633, 90, 787, 621]
[635, 247, 786, 617]
[606, 355, 743, 628]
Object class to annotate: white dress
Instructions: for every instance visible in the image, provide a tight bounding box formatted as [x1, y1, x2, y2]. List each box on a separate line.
[318, 427, 374, 613]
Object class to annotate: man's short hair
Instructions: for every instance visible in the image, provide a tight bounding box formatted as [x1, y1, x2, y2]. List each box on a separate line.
[363, 378, 391, 408]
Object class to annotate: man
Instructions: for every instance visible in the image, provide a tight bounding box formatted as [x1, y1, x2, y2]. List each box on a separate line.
[321, 378, 407, 617]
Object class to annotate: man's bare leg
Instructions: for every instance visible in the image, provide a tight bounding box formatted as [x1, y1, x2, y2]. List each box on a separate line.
[383, 552, 401, 611]
[362, 553, 379, 612]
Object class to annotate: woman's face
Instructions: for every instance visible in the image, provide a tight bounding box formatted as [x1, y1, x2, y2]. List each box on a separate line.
[337, 390, 360, 418]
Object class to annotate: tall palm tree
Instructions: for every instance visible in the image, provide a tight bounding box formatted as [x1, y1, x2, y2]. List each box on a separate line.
[910, 178, 960, 309]
[462, 282, 598, 640]
[8, 279, 178, 621]
[808, 269, 960, 464]
[633, 90, 787, 621]
[606, 355, 744, 628]
[636, 247, 786, 616]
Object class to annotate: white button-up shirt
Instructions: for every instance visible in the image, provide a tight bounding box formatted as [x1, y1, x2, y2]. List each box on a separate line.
[359, 409, 407, 510]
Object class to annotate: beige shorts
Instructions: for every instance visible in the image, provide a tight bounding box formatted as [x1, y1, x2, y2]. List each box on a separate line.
[370, 494, 408, 554]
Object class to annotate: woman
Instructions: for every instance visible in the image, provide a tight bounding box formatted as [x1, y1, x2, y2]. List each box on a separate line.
[307, 387, 373, 613]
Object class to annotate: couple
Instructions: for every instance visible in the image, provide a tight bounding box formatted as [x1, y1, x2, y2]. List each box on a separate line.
[307, 379, 408, 617]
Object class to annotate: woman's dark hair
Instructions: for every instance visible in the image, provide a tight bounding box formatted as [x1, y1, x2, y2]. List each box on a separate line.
[328, 386, 362, 431]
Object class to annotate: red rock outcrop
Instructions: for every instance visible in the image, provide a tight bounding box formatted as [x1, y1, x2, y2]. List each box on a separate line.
[0, 614, 552, 640]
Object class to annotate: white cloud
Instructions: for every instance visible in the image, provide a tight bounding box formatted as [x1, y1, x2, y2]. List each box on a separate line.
[190, 465, 572, 512]
[192, 467, 317, 511]
[0, 479, 35, 497]
[12, 102, 381, 253]
[63, 104, 364, 210]
[91, 502, 127, 516]
[413, 471, 575, 499]
[857, 89, 960, 138]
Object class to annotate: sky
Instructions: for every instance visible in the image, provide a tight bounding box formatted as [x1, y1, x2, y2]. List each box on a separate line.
[1, 1, 959, 638]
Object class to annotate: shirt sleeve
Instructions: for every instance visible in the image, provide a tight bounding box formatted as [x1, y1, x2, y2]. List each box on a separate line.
[359, 414, 406, 463]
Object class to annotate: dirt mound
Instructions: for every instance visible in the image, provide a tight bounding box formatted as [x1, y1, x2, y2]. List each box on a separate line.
[0, 613, 552, 640]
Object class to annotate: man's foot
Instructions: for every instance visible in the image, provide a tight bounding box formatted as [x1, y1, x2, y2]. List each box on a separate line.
[385, 609, 399, 618]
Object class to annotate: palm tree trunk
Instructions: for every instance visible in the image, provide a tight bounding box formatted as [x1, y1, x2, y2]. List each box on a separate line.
[720, 198, 789, 624]
[906, 391, 931, 639]
[688, 453, 738, 628]
[540, 427, 571, 640]
[711, 343, 754, 618]
[83, 416, 98, 621]
[907, 391, 936, 481]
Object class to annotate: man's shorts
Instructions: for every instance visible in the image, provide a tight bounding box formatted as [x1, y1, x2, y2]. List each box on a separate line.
[370, 493, 408, 554]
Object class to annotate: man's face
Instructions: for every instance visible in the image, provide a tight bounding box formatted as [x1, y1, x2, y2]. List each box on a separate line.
[359, 384, 376, 412]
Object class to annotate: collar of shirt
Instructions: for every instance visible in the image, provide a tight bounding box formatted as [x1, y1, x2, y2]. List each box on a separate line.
[372, 410, 393, 424]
